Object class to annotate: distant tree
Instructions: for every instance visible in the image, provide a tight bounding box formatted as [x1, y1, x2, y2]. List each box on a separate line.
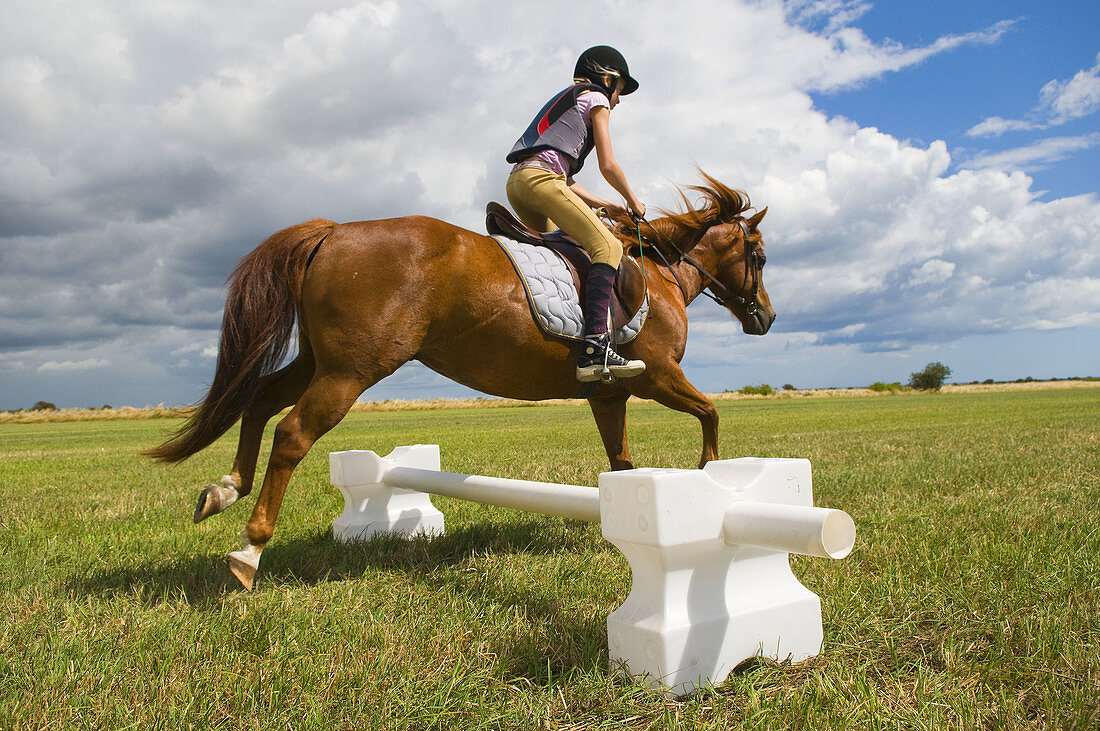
[32, 401, 57, 411]
[782, 384, 796, 391]
[908, 362, 952, 391]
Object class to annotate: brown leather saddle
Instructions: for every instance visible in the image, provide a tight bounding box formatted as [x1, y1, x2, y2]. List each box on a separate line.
[485, 202, 646, 334]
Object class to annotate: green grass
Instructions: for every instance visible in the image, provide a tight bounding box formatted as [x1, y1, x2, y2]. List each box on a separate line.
[1, 389, 1098, 729]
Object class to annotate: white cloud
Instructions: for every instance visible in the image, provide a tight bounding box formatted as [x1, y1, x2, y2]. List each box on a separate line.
[37, 358, 110, 372]
[0, 0, 1097, 408]
[1041, 51, 1100, 124]
[904, 259, 956, 289]
[963, 134, 1100, 172]
[786, 0, 873, 33]
[793, 19, 1014, 93]
[965, 116, 1042, 138]
[968, 52, 1100, 137]
[171, 342, 218, 359]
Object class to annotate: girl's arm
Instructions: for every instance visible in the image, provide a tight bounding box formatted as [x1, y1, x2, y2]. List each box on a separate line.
[589, 106, 645, 218]
[568, 179, 629, 219]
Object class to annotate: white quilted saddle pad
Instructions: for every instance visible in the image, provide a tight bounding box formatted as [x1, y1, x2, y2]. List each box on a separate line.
[493, 235, 648, 344]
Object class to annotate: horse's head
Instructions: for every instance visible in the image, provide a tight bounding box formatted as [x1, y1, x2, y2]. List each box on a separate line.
[709, 206, 775, 335]
[615, 172, 777, 335]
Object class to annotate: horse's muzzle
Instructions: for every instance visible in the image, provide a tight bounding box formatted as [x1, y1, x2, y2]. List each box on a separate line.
[742, 307, 775, 335]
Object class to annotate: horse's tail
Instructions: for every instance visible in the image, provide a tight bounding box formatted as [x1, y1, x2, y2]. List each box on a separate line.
[145, 219, 337, 463]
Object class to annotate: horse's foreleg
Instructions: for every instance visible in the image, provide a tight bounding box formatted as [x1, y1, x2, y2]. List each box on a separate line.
[637, 367, 720, 468]
[588, 394, 634, 470]
[194, 356, 314, 523]
[228, 372, 362, 590]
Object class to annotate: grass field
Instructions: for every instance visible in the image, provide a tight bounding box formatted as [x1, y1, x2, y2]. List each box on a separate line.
[1, 386, 1098, 729]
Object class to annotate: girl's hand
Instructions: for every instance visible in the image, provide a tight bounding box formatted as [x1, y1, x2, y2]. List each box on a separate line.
[602, 202, 630, 220]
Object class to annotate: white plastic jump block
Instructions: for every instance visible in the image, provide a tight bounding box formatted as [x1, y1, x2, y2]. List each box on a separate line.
[600, 459, 854, 695]
[329, 445, 855, 697]
[330, 445, 447, 541]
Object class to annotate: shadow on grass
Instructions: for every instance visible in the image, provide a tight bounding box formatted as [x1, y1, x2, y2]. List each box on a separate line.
[68, 517, 614, 684]
[68, 517, 604, 604]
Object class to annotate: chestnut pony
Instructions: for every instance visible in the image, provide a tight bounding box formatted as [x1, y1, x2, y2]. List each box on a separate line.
[148, 173, 775, 589]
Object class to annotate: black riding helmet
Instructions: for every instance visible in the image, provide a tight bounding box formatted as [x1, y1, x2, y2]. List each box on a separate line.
[574, 45, 639, 96]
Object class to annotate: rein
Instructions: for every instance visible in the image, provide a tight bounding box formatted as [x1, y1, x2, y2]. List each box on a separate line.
[635, 217, 764, 315]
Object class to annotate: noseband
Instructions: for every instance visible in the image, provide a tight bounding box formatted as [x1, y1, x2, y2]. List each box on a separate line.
[639, 218, 766, 315]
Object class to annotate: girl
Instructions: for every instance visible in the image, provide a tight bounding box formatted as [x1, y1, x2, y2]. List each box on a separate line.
[506, 45, 647, 383]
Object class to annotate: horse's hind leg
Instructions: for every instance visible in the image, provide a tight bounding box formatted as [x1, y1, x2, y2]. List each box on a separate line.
[228, 371, 364, 590]
[194, 354, 314, 523]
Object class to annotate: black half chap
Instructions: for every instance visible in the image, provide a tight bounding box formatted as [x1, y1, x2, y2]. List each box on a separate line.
[584, 262, 617, 337]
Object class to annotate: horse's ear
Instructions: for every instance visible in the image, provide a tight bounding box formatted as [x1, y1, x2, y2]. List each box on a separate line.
[746, 207, 767, 231]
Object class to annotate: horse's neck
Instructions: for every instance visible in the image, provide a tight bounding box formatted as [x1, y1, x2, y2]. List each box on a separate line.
[647, 234, 709, 305]
[669, 231, 715, 304]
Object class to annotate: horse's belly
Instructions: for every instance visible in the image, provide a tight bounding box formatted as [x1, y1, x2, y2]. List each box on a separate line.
[417, 305, 583, 401]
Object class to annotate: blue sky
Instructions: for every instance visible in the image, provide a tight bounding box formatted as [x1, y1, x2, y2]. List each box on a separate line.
[1, 0, 1098, 409]
[810, 0, 1100, 201]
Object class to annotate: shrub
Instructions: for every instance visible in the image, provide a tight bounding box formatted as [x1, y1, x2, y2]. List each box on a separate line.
[32, 401, 57, 411]
[908, 362, 952, 391]
[869, 382, 903, 393]
[739, 384, 774, 396]
[782, 384, 796, 391]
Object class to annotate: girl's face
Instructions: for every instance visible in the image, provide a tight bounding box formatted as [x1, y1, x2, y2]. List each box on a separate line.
[608, 76, 626, 109]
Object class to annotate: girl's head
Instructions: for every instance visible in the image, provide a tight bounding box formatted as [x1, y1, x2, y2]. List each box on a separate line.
[573, 46, 638, 102]
[575, 69, 626, 109]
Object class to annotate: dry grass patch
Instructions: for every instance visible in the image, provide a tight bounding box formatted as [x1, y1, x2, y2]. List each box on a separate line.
[7, 379, 1096, 425]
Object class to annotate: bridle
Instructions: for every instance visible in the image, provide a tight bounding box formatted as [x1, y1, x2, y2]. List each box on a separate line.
[636, 217, 766, 316]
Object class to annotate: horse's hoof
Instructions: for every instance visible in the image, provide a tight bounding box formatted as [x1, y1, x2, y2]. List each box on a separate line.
[193, 482, 239, 523]
[228, 548, 259, 591]
[194, 485, 219, 523]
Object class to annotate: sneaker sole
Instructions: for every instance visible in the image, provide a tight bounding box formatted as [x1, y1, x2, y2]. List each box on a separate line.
[576, 365, 605, 382]
[609, 362, 646, 379]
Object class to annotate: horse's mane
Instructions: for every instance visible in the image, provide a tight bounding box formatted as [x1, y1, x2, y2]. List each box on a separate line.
[611, 171, 753, 256]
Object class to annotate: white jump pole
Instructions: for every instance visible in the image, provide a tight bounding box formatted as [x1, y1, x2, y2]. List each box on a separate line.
[329, 445, 855, 697]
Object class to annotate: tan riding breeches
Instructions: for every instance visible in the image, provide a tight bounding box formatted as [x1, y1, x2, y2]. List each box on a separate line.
[505, 166, 623, 268]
